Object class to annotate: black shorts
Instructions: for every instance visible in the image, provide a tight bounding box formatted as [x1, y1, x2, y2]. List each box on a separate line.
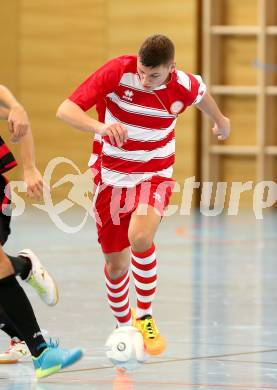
[0, 174, 11, 246]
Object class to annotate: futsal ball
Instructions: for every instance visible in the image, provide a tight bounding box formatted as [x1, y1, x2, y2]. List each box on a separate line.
[105, 326, 146, 370]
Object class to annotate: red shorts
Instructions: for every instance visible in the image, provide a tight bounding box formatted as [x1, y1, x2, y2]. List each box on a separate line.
[93, 176, 175, 253]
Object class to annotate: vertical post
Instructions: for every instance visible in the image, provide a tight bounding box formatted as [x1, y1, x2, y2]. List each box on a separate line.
[201, 0, 212, 182]
[257, 0, 266, 182]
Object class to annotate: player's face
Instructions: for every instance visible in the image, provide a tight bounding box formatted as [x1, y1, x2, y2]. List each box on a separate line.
[137, 59, 175, 90]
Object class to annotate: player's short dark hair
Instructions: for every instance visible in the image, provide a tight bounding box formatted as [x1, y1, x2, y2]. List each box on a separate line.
[138, 34, 175, 67]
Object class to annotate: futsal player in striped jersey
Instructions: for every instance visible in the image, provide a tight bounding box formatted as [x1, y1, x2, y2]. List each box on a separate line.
[57, 34, 230, 356]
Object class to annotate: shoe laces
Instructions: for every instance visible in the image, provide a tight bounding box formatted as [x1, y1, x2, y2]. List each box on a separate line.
[141, 316, 157, 339]
[7, 338, 24, 353]
[37, 338, 59, 352]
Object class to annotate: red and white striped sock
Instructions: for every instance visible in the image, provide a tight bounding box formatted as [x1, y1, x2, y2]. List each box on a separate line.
[131, 244, 157, 319]
[104, 265, 132, 326]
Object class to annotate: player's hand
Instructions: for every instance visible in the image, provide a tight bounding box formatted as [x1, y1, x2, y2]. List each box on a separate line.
[212, 117, 230, 141]
[23, 166, 44, 200]
[100, 122, 128, 147]
[8, 105, 30, 143]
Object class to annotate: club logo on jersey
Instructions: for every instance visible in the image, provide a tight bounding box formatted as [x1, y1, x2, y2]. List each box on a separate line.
[123, 89, 134, 102]
[170, 100, 184, 115]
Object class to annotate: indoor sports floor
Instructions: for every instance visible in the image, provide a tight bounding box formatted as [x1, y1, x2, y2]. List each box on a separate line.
[1, 207, 277, 389]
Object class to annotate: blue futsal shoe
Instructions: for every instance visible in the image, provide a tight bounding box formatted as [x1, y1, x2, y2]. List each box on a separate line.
[33, 341, 83, 379]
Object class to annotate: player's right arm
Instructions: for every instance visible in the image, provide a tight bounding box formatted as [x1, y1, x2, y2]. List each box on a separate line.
[56, 58, 128, 147]
[57, 99, 127, 147]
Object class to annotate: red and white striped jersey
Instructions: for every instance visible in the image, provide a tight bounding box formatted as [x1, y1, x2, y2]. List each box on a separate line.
[69, 55, 206, 187]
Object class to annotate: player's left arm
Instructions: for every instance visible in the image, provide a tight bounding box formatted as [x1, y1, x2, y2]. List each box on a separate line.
[0, 106, 9, 120]
[0, 85, 30, 143]
[0, 103, 43, 199]
[196, 92, 230, 141]
[19, 127, 43, 200]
